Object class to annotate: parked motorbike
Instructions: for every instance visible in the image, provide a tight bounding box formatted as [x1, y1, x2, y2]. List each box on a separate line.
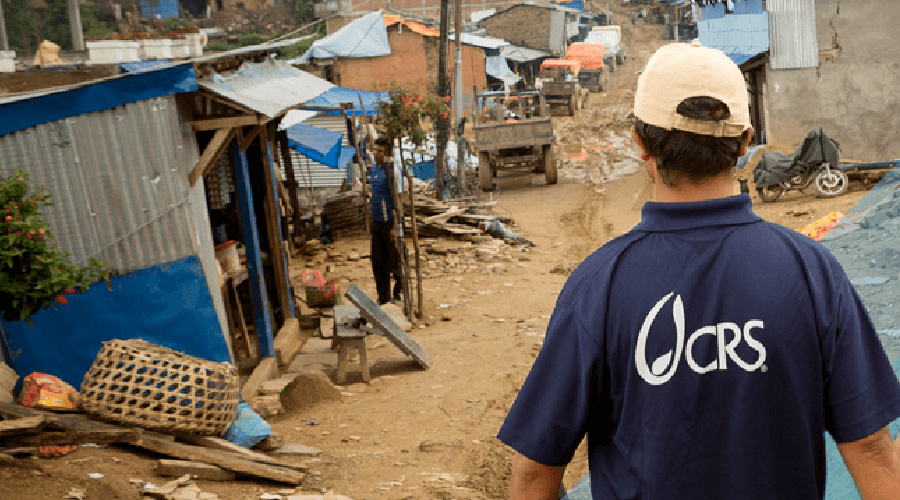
[753, 127, 846, 203]
[756, 163, 849, 202]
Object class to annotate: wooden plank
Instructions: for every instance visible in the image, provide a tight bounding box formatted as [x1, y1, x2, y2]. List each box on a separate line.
[0, 402, 141, 446]
[273, 317, 301, 368]
[258, 125, 293, 321]
[156, 459, 237, 481]
[189, 128, 236, 186]
[421, 205, 461, 224]
[344, 284, 429, 369]
[133, 434, 305, 485]
[278, 131, 305, 248]
[240, 125, 261, 150]
[0, 416, 45, 436]
[240, 356, 279, 402]
[191, 114, 260, 131]
[172, 434, 302, 470]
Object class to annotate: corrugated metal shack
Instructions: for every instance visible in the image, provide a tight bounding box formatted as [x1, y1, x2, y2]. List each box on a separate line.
[0, 42, 334, 392]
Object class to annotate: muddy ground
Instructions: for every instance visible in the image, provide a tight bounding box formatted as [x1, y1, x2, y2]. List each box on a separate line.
[1, 6, 890, 500]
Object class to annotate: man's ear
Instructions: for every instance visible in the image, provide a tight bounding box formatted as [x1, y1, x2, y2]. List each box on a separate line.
[739, 129, 754, 157]
[631, 125, 650, 159]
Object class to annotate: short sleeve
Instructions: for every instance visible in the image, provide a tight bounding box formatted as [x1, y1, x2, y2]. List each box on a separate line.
[823, 272, 900, 443]
[497, 302, 603, 466]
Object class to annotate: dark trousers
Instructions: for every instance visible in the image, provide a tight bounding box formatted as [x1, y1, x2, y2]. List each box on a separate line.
[371, 221, 403, 304]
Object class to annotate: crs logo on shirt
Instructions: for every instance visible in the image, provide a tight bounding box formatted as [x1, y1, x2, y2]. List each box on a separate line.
[635, 292, 767, 386]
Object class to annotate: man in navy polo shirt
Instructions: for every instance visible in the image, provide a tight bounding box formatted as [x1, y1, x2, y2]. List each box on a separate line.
[498, 41, 900, 500]
[370, 137, 403, 305]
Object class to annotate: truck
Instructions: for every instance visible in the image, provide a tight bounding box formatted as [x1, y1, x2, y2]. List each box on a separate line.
[472, 90, 557, 191]
[586, 25, 627, 71]
[565, 42, 608, 92]
[537, 59, 589, 116]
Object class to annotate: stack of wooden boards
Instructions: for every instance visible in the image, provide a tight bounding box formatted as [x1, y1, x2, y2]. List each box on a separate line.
[0, 402, 309, 485]
[321, 189, 518, 241]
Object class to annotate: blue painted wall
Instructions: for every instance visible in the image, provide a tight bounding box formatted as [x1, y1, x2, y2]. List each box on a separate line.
[141, 0, 180, 19]
[1, 255, 231, 391]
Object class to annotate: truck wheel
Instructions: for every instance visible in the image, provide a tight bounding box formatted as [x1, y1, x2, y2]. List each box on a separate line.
[568, 96, 577, 116]
[609, 58, 617, 72]
[616, 54, 625, 66]
[479, 152, 494, 191]
[544, 145, 558, 185]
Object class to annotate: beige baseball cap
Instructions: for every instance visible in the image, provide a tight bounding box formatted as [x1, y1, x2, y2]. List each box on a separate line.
[630, 40, 751, 137]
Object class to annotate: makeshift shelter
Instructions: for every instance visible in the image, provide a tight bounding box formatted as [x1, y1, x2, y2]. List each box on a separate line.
[0, 50, 333, 393]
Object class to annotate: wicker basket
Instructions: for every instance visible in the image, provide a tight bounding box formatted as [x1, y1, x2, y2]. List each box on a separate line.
[80, 339, 239, 435]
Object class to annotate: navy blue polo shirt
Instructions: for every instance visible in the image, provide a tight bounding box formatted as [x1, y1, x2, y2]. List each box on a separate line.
[498, 194, 900, 500]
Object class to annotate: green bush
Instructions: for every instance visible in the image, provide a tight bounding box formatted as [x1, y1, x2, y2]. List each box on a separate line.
[0, 169, 106, 326]
[163, 17, 195, 32]
[240, 32, 265, 47]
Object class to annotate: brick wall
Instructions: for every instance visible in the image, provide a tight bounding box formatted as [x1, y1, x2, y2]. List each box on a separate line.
[477, 5, 553, 52]
[334, 26, 486, 112]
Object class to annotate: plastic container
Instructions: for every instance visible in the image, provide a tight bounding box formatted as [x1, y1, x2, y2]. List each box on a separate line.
[215, 240, 241, 274]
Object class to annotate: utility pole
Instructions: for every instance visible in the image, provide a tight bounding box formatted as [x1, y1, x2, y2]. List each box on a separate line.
[0, 0, 9, 51]
[436, 0, 449, 201]
[672, 0, 678, 43]
[67, 0, 85, 51]
[453, 0, 464, 198]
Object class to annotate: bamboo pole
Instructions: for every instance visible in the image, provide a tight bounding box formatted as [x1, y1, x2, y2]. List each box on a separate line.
[389, 138, 412, 319]
[401, 150, 424, 320]
[356, 95, 372, 236]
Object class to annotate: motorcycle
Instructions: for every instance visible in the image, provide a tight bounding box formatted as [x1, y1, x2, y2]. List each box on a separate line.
[753, 127, 847, 203]
[756, 163, 849, 202]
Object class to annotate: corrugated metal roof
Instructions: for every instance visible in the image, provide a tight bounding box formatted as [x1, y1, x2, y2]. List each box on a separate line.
[499, 44, 549, 62]
[449, 33, 510, 49]
[767, 0, 819, 69]
[198, 56, 334, 118]
[0, 95, 201, 273]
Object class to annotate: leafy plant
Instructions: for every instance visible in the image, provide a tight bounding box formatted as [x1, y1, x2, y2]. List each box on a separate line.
[162, 17, 195, 32]
[376, 89, 450, 146]
[0, 169, 107, 326]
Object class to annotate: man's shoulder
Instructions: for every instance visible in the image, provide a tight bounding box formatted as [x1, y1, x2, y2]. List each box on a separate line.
[564, 233, 645, 295]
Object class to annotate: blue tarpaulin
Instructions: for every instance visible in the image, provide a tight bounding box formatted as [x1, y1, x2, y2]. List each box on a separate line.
[289, 11, 391, 65]
[734, 0, 764, 15]
[1, 256, 231, 391]
[701, 3, 727, 20]
[285, 122, 355, 169]
[553, 0, 584, 10]
[302, 87, 389, 116]
[698, 13, 769, 66]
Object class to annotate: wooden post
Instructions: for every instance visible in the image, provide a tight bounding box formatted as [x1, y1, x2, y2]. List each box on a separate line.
[277, 131, 305, 247]
[231, 139, 275, 358]
[389, 138, 412, 318]
[258, 125, 295, 321]
[401, 150, 424, 320]
[357, 94, 372, 236]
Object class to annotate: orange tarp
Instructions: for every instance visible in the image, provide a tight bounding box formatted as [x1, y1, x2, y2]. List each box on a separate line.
[566, 43, 606, 71]
[383, 14, 441, 37]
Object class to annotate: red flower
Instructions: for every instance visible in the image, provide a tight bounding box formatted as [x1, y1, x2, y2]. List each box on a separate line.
[55, 295, 68, 305]
[445, 96, 451, 103]
[4, 216, 10, 222]
[442, 112, 449, 119]
[64, 289, 76, 294]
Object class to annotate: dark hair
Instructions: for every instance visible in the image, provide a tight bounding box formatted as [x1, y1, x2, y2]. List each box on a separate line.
[374, 137, 389, 147]
[634, 97, 749, 188]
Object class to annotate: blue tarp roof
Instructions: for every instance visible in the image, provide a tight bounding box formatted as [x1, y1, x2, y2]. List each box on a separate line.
[698, 13, 769, 67]
[289, 11, 391, 64]
[553, 0, 584, 11]
[285, 122, 355, 169]
[0, 63, 197, 137]
[301, 86, 389, 116]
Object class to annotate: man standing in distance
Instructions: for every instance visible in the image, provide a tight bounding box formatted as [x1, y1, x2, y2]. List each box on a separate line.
[370, 137, 403, 305]
[498, 41, 900, 500]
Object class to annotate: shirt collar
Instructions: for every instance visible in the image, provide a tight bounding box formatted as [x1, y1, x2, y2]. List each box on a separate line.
[634, 194, 761, 232]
